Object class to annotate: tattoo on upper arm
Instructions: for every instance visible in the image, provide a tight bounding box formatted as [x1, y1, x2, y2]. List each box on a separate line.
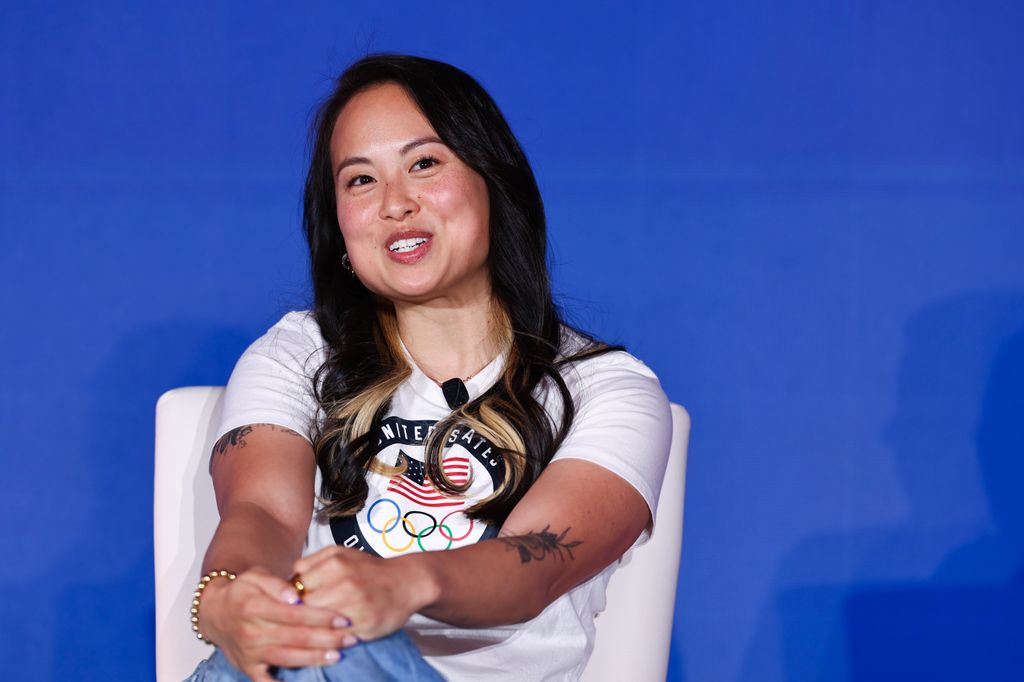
[498, 525, 583, 564]
[213, 425, 254, 457]
[208, 423, 304, 472]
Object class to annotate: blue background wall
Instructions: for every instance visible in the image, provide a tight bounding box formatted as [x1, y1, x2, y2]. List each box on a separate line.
[2, 2, 1022, 680]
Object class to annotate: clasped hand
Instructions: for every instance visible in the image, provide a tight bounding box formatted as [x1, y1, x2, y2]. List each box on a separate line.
[201, 547, 430, 681]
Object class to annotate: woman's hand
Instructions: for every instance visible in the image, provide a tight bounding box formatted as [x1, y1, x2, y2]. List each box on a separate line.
[293, 547, 440, 643]
[199, 566, 354, 681]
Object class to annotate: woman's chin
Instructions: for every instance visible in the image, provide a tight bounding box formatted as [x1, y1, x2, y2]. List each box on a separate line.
[381, 280, 493, 308]
[374, 279, 448, 305]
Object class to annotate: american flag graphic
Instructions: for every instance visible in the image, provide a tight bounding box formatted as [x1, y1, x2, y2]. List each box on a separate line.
[386, 450, 471, 507]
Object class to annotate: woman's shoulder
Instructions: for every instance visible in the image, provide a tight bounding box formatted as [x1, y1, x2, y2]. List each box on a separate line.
[557, 324, 659, 382]
[258, 310, 323, 342]
[244, 310, 327, 373]
[552, 326, 666, 418]
[269, 309, 321, 336]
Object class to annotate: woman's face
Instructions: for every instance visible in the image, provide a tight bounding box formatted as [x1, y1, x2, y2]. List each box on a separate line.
[330, 82, 491, 307]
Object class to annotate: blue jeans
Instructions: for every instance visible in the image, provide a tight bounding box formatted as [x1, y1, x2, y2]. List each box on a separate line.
[186, 630, 445, 682]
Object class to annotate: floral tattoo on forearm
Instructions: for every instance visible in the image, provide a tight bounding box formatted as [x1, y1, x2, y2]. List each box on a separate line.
[498, 525, 583, 564]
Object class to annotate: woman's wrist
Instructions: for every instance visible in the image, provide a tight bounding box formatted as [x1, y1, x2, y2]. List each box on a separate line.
[191, 569, 237, 644]
[398, 552, 444, 614]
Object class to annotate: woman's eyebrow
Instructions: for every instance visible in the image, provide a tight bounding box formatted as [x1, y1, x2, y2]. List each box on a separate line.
[401, 135, 444, 154]
[334, 136, 445, 179]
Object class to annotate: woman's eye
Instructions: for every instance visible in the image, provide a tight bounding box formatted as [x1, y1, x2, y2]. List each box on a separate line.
[411, 156, 439, 172]
[347, 174, 374, 188]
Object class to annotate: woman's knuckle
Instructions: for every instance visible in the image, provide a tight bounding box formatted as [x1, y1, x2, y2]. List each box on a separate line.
[283, 626, 310, 646]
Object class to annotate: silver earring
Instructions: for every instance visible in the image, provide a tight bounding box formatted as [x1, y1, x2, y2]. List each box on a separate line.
[341, 253, 354, 274]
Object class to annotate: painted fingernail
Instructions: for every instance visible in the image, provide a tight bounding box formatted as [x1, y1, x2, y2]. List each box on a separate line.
[324, 650, 341, 663]
[341, 634, 359, 648]
[280, 589, 300, 604]
[332, 616, 352, 628]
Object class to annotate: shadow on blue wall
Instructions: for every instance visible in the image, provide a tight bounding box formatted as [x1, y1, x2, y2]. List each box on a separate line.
[739, 292, 1024, 682]
[49, 323, 250, 680]
[843, 314, 1024, 681]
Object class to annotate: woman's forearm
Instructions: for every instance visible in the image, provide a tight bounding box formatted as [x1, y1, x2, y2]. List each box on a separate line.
[293, 527, 576, 639]
[396, 461, 651, 630]
[406, 526, 581, 627]
[202, 500, 307, 578]
[294, 463, 649, 637]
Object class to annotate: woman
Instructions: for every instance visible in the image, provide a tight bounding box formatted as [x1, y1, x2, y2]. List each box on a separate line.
[188, 54, 672, 681]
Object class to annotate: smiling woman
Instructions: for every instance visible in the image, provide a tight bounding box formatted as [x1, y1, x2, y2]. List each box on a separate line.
[185, 54, 672, 682]
[330, 83, 491, 307]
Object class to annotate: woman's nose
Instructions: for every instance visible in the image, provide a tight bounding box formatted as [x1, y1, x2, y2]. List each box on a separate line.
[378, 179, 419, 221]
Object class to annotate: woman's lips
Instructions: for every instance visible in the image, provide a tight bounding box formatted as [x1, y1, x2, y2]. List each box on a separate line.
[385, 230, 433, 264]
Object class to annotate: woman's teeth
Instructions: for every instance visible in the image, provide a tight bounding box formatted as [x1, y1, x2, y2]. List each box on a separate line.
[389, 237, 429, 253]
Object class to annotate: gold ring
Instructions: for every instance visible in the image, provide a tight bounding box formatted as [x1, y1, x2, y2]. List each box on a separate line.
[289, 572, 306, 597]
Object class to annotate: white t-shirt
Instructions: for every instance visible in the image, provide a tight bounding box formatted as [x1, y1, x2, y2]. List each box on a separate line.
[216, 311, 672, 681]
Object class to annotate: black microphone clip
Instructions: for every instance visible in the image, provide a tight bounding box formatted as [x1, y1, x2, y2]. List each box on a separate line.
[441, 377, 470, 410]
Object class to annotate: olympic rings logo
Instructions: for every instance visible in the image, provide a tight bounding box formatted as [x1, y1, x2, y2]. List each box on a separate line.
[367, 498, 475, 553]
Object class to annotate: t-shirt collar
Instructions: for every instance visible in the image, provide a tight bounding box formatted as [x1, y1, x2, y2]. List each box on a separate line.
[398, 337, 507, 410]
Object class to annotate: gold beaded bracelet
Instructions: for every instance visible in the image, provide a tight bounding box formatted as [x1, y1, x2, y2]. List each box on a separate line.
[190, 569, 237, 644]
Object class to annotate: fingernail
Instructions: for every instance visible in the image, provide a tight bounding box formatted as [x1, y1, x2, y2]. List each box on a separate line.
[332, 616, 352, 628]
[341, 634, 359, 648]
[324, 649, 341, 663]
[280, 589, 300, 604]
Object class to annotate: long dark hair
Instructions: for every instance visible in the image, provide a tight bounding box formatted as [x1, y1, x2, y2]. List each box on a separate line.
[304, 54, 617, 525]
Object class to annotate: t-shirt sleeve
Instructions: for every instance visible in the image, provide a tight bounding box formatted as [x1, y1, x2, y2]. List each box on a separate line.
[550, 351, 673, 545]
[215, 311, 325, 444]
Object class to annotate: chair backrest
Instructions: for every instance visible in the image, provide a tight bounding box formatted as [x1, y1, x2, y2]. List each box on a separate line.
[154, 388, 689, 682]
[154, 386, 225, 682]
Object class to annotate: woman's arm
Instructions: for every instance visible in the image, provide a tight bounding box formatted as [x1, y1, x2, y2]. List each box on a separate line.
[295, 353, 672, 641]
[203, 423, 314, 576]
[427, 456, 650, 624]
[295, 457, 651, 634]
[197, 424, 352, 680]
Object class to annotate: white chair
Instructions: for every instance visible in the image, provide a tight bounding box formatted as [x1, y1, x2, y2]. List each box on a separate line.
[154, 387, 690, 682]
[154, 387, 225, 682]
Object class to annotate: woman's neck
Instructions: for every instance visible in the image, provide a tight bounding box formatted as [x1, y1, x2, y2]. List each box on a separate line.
[393, 297, 504, 384]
